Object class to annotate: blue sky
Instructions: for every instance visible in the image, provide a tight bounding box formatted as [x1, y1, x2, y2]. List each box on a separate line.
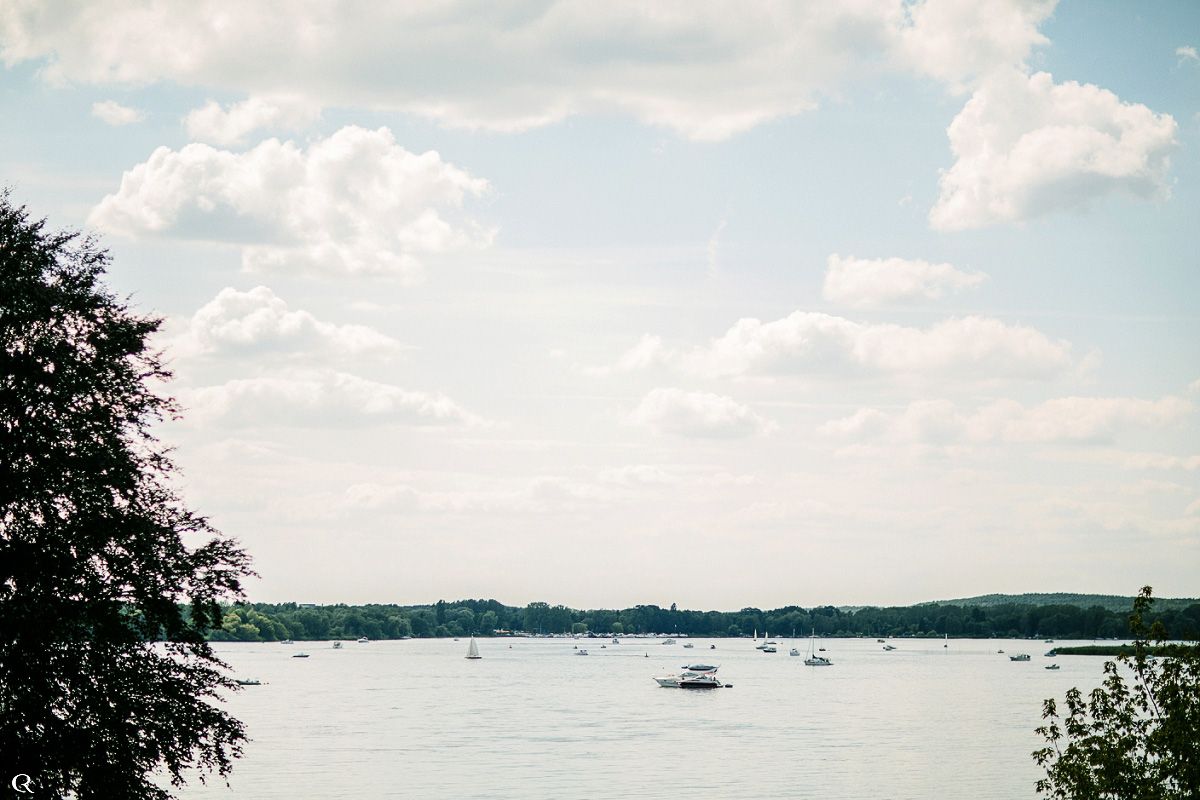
[2, 0, 1198, 608]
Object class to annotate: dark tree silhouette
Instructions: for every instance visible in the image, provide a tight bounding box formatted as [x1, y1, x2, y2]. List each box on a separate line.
[0, 193, 252, 798]
[1034, 586, 1200, 799]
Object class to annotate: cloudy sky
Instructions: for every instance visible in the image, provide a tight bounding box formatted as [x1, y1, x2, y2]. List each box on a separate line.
[3, 0, 1198, 609]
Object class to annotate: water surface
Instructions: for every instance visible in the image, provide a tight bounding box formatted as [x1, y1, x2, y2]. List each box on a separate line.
[183, 637, 1107, 799]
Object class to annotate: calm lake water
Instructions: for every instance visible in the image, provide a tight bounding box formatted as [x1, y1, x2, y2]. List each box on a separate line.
[181, 637, 1110, 799]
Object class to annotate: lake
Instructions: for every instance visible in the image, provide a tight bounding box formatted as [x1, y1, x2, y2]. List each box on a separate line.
[181, 637, 1109, 799]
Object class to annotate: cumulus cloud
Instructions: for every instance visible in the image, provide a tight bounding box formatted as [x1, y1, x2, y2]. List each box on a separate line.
[176, 286, 404, 358]
[630, 388, 774, 438]
[668, 312, 1074, 380]
[88, 125, 491, 280]
[1177, 46, 1198, 64]
[820, 395, 1193, 445]
[0, 1, 1061, 141]
[897, 0, 1055, 91]
[185, 369, 481, 428]
[822, 254, 986, 307]
[91, 99, 142, 125]
[183, 94, 320, 145]
[930, 69, 1178, 230]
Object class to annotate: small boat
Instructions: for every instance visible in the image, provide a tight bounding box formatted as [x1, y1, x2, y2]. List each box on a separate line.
[356, 637, 369, 643]
[576, 649, 589, 656]
[997, 649, 1005, 654]
[612, 637, 620, 644]
[683, 642, 694, 649]
[280, 639, 294, 645]
[1045, 639, 1054, 643]
[1044, 650, 1057, 657]
[1045, 664, 1060, 670]
[236, 678, 262, 686]
[876, 639, 885, 643]
[465, 637, 481, 660]
[681, 664, 719, 673]
[883, 644, 897, 651]
[332, 642, 343, 649]
[679, 674, 723, 689]
[761, 644, 777, 653]
[600, 645, 607, 649]
[292, 652, 309, 658]
[789, 648, 800, 657]
[1009, 653, 1031, 662]
[662, 638, 676, 645]
[805, 629, 832, 666]
[710, 644, 716, 650]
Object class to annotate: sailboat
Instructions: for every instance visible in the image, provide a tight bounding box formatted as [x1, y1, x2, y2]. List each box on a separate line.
[804, 629, 832, 666]
[760, 630, 776, 653]
[465, 637, 481, 659]
[789, 629, 800, 657]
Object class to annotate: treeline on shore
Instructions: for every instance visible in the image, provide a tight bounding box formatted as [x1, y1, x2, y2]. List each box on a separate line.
[208, 596, 1200, 643]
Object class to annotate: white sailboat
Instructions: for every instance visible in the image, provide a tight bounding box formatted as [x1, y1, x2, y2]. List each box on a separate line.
[804, 629, 832, 666]
[465, 637, 481, 659]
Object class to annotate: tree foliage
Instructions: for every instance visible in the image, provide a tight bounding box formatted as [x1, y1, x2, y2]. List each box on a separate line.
[0, 194, 252, 798]
[1034, 587, 1200, 799]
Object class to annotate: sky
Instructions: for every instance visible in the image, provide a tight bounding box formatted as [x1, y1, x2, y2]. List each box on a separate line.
[2, 0, 1198, 610]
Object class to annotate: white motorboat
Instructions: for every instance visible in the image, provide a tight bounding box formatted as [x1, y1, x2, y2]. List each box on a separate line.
[332, 641, 343, 649]
[1010, 653, 1031, 662]
[612, 637, 620, 644]
[789, 648, 801, 657]
[292, 652, 309, 658]
[280, 639, 294, 645]
[356, 637, 369, 643]
[465, 637, 481, 659]
[576, 649, 589, 656]
[654, 664, 718, 687]
[662, 638, 676, 645]
[683, 642, 694, 649]
[804, 629, 832, 666]
[1044, 650, 1057, 657]
[761, 644, 777, 653]
[882, 644, 897, 651]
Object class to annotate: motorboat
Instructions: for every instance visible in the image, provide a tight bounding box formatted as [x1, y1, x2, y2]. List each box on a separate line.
[576, 649, 589, 656]
[332, 642, 343, 649]
[683, 642, 694, 649]
[662, 638, 676, 645]
[236, 678, 262, 686]
[280, 639, 294, 645]
[804, 629, 832, 666]
[789, 648, 800, 657]
[655, 664, 718, 687]
[292, 652, 309, 658]
[612, 637, 620, 644]
[1045, 664, 1060, 670]
[761, 644, 777, 653]
[679, 674, 723, 689]
[882, 644, 897, 651]
[356, 637, 369, 643]
[465, 637, 481, 659]
[710, 644, 716, 650]
[876, 639, 885, 643]
[1044, 650, 1057, 657]
[1010, 653, 1031, 662]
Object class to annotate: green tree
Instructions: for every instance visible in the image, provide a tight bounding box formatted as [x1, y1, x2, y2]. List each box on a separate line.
[0, 195, 252, 797]
[1033, 587, 1200, 799]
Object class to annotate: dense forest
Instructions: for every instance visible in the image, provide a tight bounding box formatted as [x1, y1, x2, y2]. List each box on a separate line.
[209, 595, 1200, 643]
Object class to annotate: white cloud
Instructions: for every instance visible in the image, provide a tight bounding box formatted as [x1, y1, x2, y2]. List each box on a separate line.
[185, 369, 481, 428]
[1, 1, 1061, 141]
[820, 395, 1193, 445]
[630, 387, 774, 438]
[822, 253, 987, 307]
[88, 125, 491, 280]
[677, 312, 1074, 380]
[183, 94, 320, 145]
[897, 0, 1056, 91]
[176, 286, 404, 358]
[931, 69, 1178, 230]
[91, 99, 142, 125]
[1177, 45, 1198, 64]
